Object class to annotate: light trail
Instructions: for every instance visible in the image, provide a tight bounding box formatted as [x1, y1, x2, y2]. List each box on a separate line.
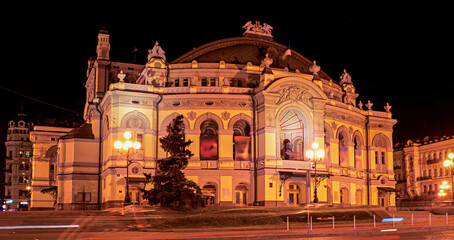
[0, 225, 79, 229]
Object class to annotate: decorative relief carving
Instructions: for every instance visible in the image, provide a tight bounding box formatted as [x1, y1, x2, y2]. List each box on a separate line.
[325, 111, 365, 126]
[221, 111, 230, 120]
[275, 85, 312, 106]
[187, 111, 197, 121]
[118, 95, 155, 106]
[161, 98, 252, 110]
[126, 117, 144, 129]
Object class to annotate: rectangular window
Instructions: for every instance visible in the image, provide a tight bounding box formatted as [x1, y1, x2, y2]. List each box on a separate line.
[375, 151, 379, 164]
[137, 133, 143, 149]
[201, 78, 207, 86]
[381, 151, 385, 164]
[210, 78, 216, 86]
[183, 78, 188, 86]
[174, 79, 179, 87]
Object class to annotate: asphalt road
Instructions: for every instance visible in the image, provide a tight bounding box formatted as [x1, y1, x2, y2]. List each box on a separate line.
[2, 209, 454, 239]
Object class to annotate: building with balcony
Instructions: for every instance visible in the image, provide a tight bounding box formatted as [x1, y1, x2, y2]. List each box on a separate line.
[394, 135, 454, 200]
[53, 23, 397, 210]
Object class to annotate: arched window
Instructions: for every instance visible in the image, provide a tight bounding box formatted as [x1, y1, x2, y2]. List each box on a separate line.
[200, 120, 219, 160]
[354, 135, 362, 169]
[279, 110, 304, 160]
[338, 132, 348, 167]
[373, 134, 389, 172]
[233, 120, 251, 161]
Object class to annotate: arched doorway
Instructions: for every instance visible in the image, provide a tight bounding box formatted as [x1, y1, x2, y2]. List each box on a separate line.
[355, 189, 362, 206]
[287, 183, 305, 206]
[202, 184, 217, 206]
[279, 110, 304, 160]
[234, 184, 248, 206]
[340, 187, 349, 204]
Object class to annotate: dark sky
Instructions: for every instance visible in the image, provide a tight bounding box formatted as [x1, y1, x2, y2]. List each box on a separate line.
[1, 3, 453, 152]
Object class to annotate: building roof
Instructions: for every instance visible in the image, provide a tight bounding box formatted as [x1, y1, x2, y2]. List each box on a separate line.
[60, 123, 94, 140]
[171, 36, 333, 81]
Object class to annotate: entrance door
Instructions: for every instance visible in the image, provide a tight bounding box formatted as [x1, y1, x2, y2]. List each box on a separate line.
[287, 184, 301, 206]
[234, 184, 248, 206]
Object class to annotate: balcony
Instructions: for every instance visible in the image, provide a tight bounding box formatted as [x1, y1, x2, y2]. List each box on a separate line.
[281, 160, 311, 171]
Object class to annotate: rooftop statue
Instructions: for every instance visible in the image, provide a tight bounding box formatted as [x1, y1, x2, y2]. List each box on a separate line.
[309, 60, 321, 76]
[148, 41, 166, 62]
[339, 68, 352, 85]
[243, 21, 273, 37]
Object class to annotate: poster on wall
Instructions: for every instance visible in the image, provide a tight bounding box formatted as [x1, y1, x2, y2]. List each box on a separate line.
[339, 145, 348, 166]
[200, 135, 218, 160]
[234, 136, 251, 161]
[355, 149, 362, 168]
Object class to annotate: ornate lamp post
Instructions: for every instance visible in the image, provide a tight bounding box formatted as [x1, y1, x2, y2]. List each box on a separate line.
[442, 153, 454, 202]
[114, 131, 141, 204]
[306, 142, 325, 203]
[438, 181, 449, 197]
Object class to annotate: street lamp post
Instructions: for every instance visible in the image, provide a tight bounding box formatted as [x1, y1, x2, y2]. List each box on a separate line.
[306, 142, 325, 203]
[114, 131, 141, 204]
[442, 153, 454, 203]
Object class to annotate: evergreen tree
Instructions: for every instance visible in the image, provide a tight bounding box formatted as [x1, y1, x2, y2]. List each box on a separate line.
[143, 115, 205, 209]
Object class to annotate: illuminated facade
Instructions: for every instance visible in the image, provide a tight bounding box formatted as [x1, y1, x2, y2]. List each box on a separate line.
[53, 23, 398, 210]
[394, 136, 454, 199]
[29, 125, 73, 210]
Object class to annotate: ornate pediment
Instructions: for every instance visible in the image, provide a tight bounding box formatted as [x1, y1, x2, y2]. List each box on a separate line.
[275, 85, 312, 106]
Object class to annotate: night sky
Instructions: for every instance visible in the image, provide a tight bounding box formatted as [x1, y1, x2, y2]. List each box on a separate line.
[1, 4, 453, 188]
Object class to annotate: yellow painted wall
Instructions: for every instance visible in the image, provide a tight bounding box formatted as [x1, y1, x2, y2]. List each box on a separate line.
[220, 176, 232, 202]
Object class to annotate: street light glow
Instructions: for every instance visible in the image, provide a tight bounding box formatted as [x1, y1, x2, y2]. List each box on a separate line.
[133, 142, 141, 150]
[311, 142, 319, 149]
[306, 150, 314, 159]
[124, 131, 132, 140]
[114, 141, 123, 149]
[444, 159, 452, 167]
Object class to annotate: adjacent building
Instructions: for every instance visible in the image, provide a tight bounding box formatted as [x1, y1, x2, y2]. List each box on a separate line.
[3, 113, 33, 210]
[394, 135, 454, 200]
[29, 23, 398, 210]
[29, 125, 73, 210]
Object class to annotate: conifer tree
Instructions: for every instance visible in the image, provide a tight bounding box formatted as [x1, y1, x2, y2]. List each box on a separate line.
[143, 115, 205, 209]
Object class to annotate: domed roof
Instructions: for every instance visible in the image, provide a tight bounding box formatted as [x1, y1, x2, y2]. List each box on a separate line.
[171, 36, 332, 80]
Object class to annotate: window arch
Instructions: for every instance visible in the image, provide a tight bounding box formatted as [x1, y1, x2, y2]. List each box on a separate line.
[233, 120, 251, 161]
[372, 133, 391, 172]
[279, 110, 304, 160]
[200, 119, 219, 160]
